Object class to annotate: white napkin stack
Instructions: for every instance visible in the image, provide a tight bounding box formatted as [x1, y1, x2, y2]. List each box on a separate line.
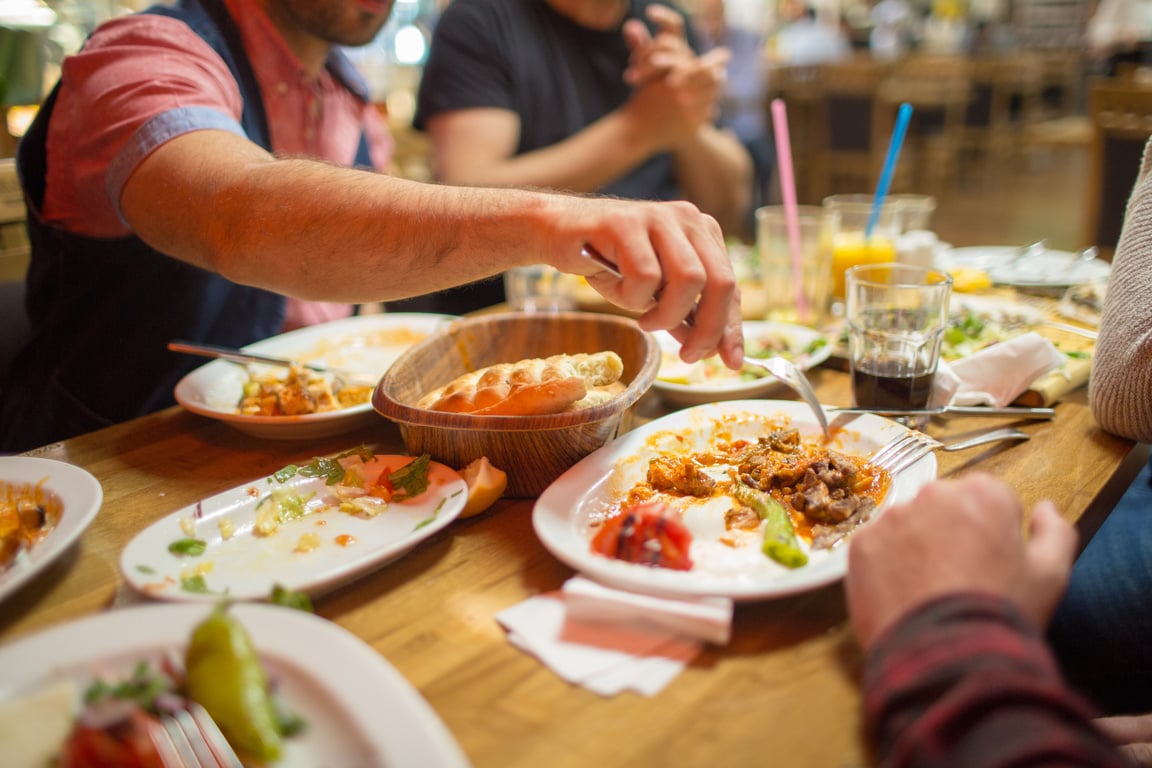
[932, 331, 1066, 407]
[495, 576, 733, 697]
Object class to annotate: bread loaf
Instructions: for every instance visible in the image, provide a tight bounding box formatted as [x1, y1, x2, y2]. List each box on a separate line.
[417, 351, 625, 415]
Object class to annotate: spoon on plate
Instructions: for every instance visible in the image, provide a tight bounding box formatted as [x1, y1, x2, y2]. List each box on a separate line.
[167, 341, 377, 387]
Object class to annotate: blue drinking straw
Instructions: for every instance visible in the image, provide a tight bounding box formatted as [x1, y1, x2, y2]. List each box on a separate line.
[866, 102, 914, 239]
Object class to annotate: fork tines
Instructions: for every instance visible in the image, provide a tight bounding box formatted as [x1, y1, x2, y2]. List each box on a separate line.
[155, 703, 244, 768]
[868, 432, 938, 475]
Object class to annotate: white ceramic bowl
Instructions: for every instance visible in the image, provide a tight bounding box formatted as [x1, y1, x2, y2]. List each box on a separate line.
[652, 321, 833, 408]
[174, 313, 457, 440]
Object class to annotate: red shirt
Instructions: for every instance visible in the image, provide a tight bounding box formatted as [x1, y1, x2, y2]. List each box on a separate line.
[42, 0, 392, 328]
[864, 593, 1133, 767]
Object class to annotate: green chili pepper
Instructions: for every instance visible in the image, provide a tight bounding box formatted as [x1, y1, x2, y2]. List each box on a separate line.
[185, 603, 283, 762]
[730, 483, 808, 569]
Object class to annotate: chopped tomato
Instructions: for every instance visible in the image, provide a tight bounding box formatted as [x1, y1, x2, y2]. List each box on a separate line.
[590, 501, 694, 571]
[60, 710, 165, 768]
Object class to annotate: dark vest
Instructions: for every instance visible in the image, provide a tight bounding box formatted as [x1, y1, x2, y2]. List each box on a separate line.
[0, 0, 372, 452]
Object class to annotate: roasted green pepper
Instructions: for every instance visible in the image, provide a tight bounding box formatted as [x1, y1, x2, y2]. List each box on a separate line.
[730, 482, 809, 568]
[185, 603, 283, 762]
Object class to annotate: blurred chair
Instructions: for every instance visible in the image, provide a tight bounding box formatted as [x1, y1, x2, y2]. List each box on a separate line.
[876, 53, 972, 193]
[809, 55, 893, 199]
[0, 157, 29, 391]
[1084, 78, 1152, 261]
[961, 52, 1043, 173]
[767, 62, 824, 203]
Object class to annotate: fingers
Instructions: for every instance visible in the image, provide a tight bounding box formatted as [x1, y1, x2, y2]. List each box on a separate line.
[1027, 500, 1077, 581]
[633, 208, 741, 364]
[1095, 714, 1152, 745]
[644, 3, 685, 37]
[1025, 499, 1078, 623]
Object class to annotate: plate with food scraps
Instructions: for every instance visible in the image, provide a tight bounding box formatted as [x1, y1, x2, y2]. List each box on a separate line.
[532, 400, 935, 601]
[0, 457, 103, 605]
[174, 313, 458, 440]
[0, 602, 470, 768]
[942, 245, 1111, 288]
[943, 294, 1049, 360]
[120, 449, 466, 601]
[652, 321, 833, 408]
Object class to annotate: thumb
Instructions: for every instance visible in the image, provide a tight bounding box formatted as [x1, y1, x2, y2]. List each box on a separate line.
[1025, 500, 1078, 616]
[622, 18, 651, 51]
[1027, 500, 1078, 574]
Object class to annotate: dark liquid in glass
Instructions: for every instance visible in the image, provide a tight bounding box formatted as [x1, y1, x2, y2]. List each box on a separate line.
[852, 360, 935, 409]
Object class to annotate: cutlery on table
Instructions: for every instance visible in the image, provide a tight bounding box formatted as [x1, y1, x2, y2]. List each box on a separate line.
[1060, 245, 1099, 276]
[831, 405, 1056, 420]
[580, 246, 831, 439]
[869, 427, 1030, 475]
[167, 340, 376, 386]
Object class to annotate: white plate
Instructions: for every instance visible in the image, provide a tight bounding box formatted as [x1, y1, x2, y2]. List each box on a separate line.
[174, 313, 458, 440]
[652, 322, 833, 408]
[0, 602, 470, 767]
[941, 246, 1111, 288]
[120, 454, 466, 602]
[0, 457, 103, 604]
[532, 400, 935, 601]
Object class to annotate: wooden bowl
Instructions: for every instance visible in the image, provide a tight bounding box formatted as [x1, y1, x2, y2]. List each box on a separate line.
[373, 311, 660, 497]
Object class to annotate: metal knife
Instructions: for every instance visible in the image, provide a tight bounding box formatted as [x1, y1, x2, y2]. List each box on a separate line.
[830, 405, 1056, 419]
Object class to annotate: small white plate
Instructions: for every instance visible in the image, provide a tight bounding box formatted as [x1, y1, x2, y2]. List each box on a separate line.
[533, 400, 935, 601]
[0, 602, 470, 767]
[0, 457, 103, 604]
[120, 453, 466, 601]
[942, 246, 1111, 288]
[174, 313, 457, 440]
[652, 322, 833, 408]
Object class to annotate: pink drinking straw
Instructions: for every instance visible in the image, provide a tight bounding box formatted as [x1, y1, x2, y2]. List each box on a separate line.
[770, 98, 808, 323]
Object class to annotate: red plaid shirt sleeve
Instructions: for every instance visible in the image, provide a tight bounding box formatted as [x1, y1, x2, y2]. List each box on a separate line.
[863, 593, 1134, 767]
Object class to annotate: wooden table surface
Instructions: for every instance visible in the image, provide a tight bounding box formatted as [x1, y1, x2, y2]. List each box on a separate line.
[1, 364, 1146, 768]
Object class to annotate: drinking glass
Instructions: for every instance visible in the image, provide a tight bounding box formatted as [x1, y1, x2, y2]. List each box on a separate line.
[756, 205, 833, 328]
[503, 265, 577, 312]
[823, 194, 903, 304]
[845, 264, 953, 417]
[887, 193, 938, 231]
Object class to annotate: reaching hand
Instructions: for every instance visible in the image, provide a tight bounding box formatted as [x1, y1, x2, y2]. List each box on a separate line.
[845, 473, 1078, 649]
[546, 195, 743, 370]
[1095, 714, 1152, 767]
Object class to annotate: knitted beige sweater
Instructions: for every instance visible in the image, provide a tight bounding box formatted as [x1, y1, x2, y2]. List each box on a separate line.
[1089, 136, 1152, 443]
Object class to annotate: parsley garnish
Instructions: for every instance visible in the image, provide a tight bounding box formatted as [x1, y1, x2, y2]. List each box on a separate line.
[273, 445, 377, 486]
[180, 574, 212, 594]
[168, 538, 207, 557]
[390, 454, 432, 500]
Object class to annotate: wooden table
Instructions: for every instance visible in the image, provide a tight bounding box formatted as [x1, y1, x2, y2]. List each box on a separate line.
[1, 366, 1145, 768]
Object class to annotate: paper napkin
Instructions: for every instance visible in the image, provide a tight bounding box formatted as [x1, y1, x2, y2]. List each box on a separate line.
[932, 331, 1066, 408]
[495, 576, 733, 697]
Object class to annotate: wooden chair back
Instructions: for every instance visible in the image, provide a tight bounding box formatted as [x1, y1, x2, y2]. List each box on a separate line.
[1085, 78, 1152, 260]
[809, 55, 894, 199]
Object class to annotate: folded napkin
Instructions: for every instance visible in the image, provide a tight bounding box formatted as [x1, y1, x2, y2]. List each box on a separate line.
[932, 331, 1066, 408]
[495, 576, 733, 697]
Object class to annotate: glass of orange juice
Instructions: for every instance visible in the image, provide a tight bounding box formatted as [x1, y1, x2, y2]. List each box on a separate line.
[823, 194, 903, 304]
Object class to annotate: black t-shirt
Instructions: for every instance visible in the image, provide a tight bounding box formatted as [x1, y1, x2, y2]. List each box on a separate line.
[415, 0, 695, 202]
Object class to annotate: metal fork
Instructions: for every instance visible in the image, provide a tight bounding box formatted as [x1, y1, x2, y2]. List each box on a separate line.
[154, 703, 244, 768]
[741, 355, 830, 439]
[869, 427, 1030, 475]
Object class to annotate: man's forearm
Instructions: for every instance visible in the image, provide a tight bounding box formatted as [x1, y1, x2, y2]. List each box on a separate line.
[440, 110, 664, 194]
[865, 594, 1130, 768]
[123, 132, 561, 301]
[672, 126, 752, 236]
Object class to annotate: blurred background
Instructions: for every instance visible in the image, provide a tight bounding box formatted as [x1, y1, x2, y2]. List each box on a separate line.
[1, 0, 1149, 281]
